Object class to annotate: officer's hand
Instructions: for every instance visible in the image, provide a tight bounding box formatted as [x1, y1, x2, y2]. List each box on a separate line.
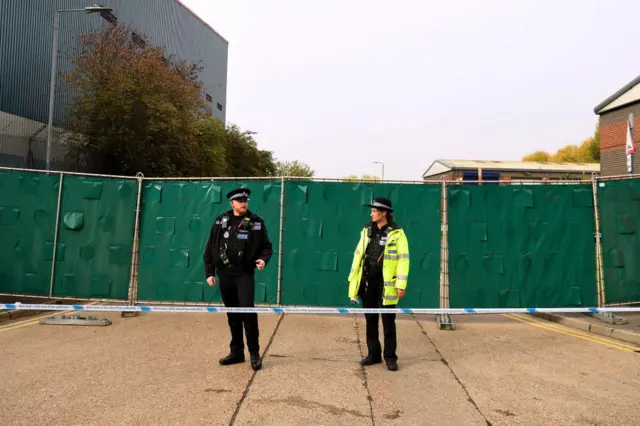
[255, 259, 265, 271]
[207, 276, 216, 287]
[397, 289, 406, 299]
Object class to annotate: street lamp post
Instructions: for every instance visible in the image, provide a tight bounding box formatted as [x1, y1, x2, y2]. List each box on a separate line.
[373, 161, 384, 181]
[46, 6, 112, 171]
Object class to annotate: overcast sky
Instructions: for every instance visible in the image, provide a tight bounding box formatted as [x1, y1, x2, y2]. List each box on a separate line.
[181, 0, 640, 181]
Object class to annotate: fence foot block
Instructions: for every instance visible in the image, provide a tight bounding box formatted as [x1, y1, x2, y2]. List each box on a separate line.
[437, 313, 455, 330]
[587, 311, 628, 325]
[40, 315, 112, 326]
[121, 311, 139, 318]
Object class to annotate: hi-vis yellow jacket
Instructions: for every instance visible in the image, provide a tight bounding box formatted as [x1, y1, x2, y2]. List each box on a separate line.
[348, 224, 410, 305]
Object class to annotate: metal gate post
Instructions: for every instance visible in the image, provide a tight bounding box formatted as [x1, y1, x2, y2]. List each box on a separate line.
[589, 175, 627, 325]
[48, 172, 64, 297]
[276, 176, 285, 307]
[437, 180, 454, 330]
[123, 172, 144, 317]
[591, 175, 605, 307]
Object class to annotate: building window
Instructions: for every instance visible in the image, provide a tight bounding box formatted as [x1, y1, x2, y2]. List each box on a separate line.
[131, 32, 145, 48]
[217, 102, 223, 111]
[100, 10, 118, 24]
[205, 94, 212, 103]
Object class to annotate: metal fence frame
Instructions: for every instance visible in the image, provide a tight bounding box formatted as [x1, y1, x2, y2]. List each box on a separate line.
[0, 166, 138, 303]
[594, 173, 640, 307]
[2, 166, 639, 308]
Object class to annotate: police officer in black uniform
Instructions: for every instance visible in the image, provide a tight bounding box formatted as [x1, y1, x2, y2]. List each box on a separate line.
[203, 187, 273, 371]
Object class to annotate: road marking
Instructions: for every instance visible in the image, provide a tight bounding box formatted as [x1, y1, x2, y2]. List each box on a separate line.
[504, 313, 639, 353]
[0, 302, 100, 333]
[506, 313, 638, 352]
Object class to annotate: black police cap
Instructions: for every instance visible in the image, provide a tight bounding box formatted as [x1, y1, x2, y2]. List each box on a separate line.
[364, 196, 393, 212]
[226, 188, 251, 201]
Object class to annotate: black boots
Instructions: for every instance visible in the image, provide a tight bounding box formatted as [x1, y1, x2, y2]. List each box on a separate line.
[250, 352, 262, 371]
[360, 354, 382, 366]
[219, 353, 245, 366]
[219, 352, 262, 371]
[360, 354, 398, 371]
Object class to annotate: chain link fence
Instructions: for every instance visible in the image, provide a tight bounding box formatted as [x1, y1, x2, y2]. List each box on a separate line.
[0, 111, 88, 172]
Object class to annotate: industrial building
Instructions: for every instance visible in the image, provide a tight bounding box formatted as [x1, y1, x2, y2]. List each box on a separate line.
[422, 159, 600, 183]
[594, 73, 640, 176]
[0, 0, 228, 169]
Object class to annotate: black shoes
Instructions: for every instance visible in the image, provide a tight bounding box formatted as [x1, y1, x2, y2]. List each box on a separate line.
[250, 353, 262, 371]
[360, 355, 398, 371]
[219, 352, 262, 371]
[219, 353, 245, 366]
[360, 354, 382, 366]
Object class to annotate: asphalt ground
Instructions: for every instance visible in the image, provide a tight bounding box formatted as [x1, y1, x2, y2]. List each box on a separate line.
[1, 311, 639, 425]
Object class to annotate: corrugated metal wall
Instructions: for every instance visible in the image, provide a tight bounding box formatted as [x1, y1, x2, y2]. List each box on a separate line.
[0, 0, 228, 168]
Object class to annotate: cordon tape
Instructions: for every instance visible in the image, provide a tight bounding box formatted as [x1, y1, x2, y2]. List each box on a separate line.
[1, 303, 640, 314]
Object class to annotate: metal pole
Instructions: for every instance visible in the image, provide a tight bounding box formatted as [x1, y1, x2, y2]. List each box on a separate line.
[439, 181, 445, 309]
[591, 175, 606, 307]
[276, 176, 286, 306]
[49, 172, 64, 297]
[126, 173, 144, 307]
[437, 180, 454, 330]
[46, 10, 60, 171]
[442, 180, 449, 309]
[373, 161, 384, 181]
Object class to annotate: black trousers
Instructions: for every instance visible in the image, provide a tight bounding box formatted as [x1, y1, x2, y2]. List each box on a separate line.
[360, 274, 397, 362]
[218, 269, 259, 355]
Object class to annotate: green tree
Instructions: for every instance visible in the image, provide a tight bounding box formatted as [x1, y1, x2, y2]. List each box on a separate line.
[61, 23, 277, 178]
[62, 23, 208, 176]
[551, 145, 581, 162]
[274, 160, 315, 177]
[222, 124, 276, 177]
[522, 124, 600, 164]
[193, 117, 229, 176]
[192, 118, 277, 177]
[584, 124, 600, 162]
[341, 174, 381, 182]
[522, 151, 551, 162]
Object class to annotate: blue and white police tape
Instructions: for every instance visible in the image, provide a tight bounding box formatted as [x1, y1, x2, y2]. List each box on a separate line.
[1, 303, 640, 314]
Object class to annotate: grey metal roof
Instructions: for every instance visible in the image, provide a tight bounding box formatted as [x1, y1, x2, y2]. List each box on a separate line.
[422, 159, 600, 178]
[594, 73, 640, 114]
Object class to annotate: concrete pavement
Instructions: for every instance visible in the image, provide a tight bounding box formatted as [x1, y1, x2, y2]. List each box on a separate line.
[0, 310, 638, 425]
[533, 311, 640, 346]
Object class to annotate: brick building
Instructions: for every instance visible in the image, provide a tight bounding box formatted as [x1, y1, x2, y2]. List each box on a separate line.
[594, 74, 640, 176]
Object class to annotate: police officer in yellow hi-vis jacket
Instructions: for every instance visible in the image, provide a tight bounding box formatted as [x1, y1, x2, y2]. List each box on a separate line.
[348, 197, 409, 371]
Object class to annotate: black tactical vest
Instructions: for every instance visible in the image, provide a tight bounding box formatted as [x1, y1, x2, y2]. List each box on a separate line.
[365, 224, 389, 276]
[219, 215, 251, 262]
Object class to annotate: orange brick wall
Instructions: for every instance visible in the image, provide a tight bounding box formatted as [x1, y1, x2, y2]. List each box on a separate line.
[600, 117, 640, 152]
[598, 102, 640, 175]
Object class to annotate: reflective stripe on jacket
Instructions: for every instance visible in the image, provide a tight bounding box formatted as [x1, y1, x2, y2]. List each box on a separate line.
[347, 224, 410, 305]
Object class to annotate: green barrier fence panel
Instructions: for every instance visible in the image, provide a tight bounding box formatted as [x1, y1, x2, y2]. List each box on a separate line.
[280, 181, 441, 308]
[51, 176, 138, 299]
[0, 170, 60, 296]
[598, 178, 640, 304]
[137, 180, 282, 303]
[447, 184, 597, 308]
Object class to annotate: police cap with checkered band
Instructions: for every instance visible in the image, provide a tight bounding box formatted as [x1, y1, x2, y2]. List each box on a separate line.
[226, 188, 251, 201]
[364, 196, 393, 213]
